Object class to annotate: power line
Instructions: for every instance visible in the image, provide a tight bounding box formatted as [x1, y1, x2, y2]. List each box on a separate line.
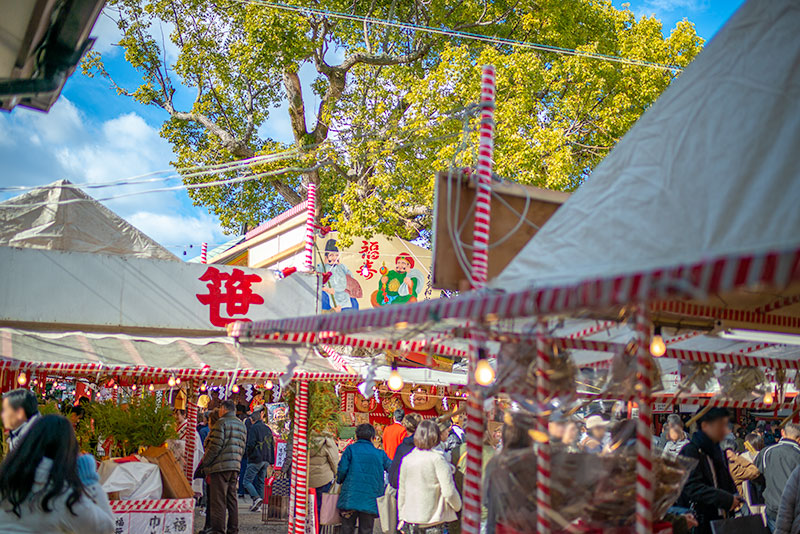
[236, 0, 683, 72]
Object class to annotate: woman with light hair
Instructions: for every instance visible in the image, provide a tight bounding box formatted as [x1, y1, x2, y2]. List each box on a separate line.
[398, 420, 462, 534]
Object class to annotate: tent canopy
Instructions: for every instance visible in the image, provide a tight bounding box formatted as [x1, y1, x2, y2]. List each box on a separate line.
[493, 0, 800, 294]
[0, 328, 351, 382]
[0, 180, 178, 261]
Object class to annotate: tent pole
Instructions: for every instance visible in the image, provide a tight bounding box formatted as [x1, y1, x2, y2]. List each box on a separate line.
[535, 320, 552, 534]
[304, 183, 317, 271]
[462, 63, 496, 534]
[635, 309, 654, 534]
[289, 381, 311, 534]
[184, 381, 199, 483]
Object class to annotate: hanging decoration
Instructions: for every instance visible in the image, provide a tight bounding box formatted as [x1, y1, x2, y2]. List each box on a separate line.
[674, 361, 717, 403]
[718, 365, 769, 401]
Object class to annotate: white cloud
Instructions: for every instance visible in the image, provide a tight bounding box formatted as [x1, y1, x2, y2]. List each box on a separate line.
[0, 97, 226, 256]
[127, 211, 226, 249]
[643, 0, 708, 12]
[90, 9, 123, 55]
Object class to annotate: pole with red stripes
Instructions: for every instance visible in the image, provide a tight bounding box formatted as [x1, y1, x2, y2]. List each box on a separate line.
[289, 382, 310, 534]
[183, 381, 198, 483]
[535, 321, 552, 534]
[635, 309, 654, 534]
[304, 182, 317, 271]
[200, 242, 207, 264]
[470, 64, 496, 288]
[462, 64, 496, 534]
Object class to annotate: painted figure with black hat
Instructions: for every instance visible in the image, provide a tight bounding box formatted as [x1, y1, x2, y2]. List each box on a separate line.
[317, 239, 359, 312]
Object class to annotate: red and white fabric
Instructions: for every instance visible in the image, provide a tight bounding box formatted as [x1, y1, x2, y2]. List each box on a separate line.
[304, 183, 317, 271]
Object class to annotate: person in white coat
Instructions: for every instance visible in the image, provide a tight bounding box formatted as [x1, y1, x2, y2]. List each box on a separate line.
[0, 414, 114, 534]
[398, 420, 462, 534]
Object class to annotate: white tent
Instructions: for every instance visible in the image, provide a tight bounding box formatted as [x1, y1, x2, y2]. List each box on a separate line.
[493, 0, 800, 294]
[0, 179, 178, 261]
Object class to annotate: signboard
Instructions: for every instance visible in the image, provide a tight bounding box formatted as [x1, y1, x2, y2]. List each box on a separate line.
[0, 247, 316, 335]
[111, 499, 193, 534]
[314, 232, 439, 313]
[653, 402, 674, 414]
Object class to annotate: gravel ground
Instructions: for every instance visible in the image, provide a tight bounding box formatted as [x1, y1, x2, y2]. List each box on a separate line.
[194, 497, 288, 534]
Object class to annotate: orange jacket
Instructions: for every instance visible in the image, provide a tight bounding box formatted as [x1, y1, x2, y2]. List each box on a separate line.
[383, 422, 408, 460]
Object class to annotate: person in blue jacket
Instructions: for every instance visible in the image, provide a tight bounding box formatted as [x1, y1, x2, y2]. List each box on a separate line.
[337, 424, 391, 534]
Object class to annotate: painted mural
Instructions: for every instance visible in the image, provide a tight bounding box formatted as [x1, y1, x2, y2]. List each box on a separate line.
[315, 233, 437, 313]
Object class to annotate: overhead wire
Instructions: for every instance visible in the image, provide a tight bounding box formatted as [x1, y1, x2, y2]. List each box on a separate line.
[234, 0, 683, 72]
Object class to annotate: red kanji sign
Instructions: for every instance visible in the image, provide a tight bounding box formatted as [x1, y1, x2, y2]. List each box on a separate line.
[359, 240, 380, 260]
[196, 267, 264, 327]
[359, 240, 380, 279]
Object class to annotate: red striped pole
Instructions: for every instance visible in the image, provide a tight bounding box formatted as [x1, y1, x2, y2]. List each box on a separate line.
[535, 321, 552, 534]
[200, 242, 207, 264]
[290, 382, 310, 534]
[635, 309, 653, 534]
[184, 382, 198, 482]
[462, 330, 485, 534]
[470, 64, 496, 288]
[304, 182, 317, 271]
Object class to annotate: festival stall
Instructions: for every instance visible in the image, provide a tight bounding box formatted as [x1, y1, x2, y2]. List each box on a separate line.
[232, 1, 800, 533]
[0, 181, 357, 533]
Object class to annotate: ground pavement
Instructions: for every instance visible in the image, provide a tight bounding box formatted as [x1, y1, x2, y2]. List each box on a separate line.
[194, 497, 286, 534]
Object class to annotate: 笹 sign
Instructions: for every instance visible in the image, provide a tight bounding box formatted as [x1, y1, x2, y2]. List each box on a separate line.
[0, 247, 316, 335]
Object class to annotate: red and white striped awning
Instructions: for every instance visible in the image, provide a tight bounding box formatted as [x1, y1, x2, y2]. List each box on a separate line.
[0, 328, 355, 382]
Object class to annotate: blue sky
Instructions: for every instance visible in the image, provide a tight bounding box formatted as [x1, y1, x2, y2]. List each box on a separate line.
[0, 0, 745, 260]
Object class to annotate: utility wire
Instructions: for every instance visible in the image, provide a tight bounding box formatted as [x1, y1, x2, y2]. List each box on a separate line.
[235, 0, 683, 72]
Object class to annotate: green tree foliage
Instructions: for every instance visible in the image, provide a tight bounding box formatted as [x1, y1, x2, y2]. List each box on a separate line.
[90, 394, 178, 457]
[84, 0, 702, 241]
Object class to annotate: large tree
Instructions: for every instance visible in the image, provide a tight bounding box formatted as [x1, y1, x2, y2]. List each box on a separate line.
[85, 0, 702, 241]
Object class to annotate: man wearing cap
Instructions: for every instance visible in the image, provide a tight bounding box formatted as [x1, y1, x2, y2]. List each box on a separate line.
[242, 407, 275, 512]
[580, 415, 609, 454]
[677, 407, 740, 534]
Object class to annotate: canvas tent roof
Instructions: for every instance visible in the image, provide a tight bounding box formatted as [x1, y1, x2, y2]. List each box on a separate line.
[0, 180, 178, 261]
[493, 0, 800, 296]
[0, 328, 350, 382]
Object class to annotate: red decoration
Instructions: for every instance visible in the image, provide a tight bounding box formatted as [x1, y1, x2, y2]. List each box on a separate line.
[281, 266, 298, 278]
[318, 225, 332, 237]
[196, 267, 265, 327]
[321, 271, 333, 285]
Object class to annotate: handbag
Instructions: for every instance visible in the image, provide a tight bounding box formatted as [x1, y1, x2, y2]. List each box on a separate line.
[377, 485, 398, 534]
[320, 483, 342, 525]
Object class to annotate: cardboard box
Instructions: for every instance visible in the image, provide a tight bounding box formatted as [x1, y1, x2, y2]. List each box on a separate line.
[140, 446, 193, 499]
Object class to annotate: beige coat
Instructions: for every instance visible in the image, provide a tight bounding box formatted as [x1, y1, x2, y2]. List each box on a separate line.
[309, 433, 339, 489]
[399, 448, 462, 527]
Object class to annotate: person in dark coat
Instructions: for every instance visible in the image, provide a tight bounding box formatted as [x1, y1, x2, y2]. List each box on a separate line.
[242, 407, 275, 512]
[201, 399, 247, 534]
[388, 414, 421, 489]
[337, 424, 391, 534]
[755, 422, 800, 531]
[677, 407, 742, 534]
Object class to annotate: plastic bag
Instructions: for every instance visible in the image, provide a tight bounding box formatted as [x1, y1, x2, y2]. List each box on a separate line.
[98, 460, 162, 500]
[484, 417, 696, 531]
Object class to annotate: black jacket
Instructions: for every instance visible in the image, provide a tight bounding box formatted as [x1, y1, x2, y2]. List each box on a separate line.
[203, 412, 247, 474]
[755, 438, 800, 519]
[246, 419, 275, 464]
[677, 431, 737, 534]
[388, 435, 415, 489]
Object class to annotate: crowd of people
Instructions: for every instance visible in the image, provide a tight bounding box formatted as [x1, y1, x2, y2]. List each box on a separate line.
[6, 384, 800, 534]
